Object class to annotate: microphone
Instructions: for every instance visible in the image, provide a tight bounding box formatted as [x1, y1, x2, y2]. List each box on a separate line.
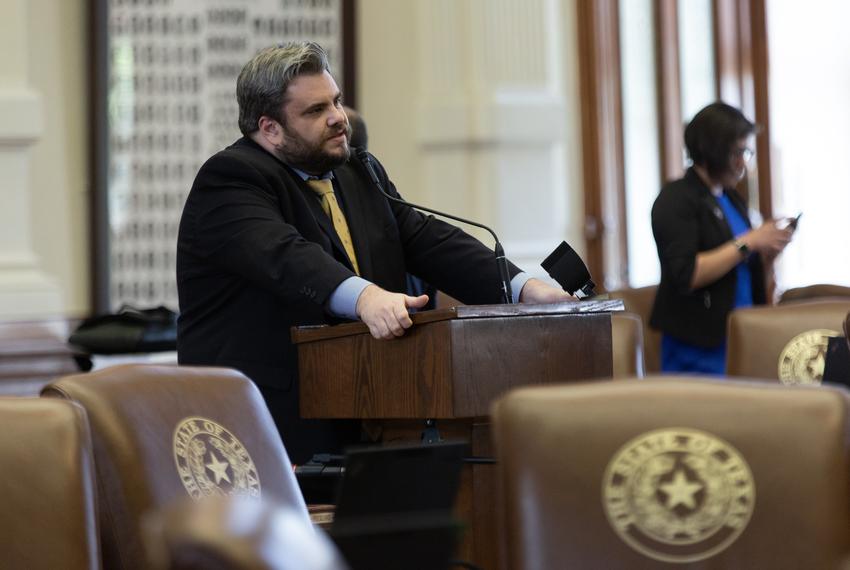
[354, 147, 513, 305]
[541, 241, 596, 299]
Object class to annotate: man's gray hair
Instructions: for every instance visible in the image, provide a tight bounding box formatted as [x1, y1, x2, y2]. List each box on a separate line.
[236, 41, 331, 135]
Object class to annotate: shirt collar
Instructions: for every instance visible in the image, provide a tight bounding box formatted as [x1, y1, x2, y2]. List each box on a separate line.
[291, 167, 334, 182]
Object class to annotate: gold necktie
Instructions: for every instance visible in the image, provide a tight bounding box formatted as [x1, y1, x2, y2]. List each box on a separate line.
[306, 178, 360, 275]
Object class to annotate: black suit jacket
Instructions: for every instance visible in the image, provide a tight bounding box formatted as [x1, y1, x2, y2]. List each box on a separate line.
[176, 137, 520, 460]
[649, 167, 766, 347]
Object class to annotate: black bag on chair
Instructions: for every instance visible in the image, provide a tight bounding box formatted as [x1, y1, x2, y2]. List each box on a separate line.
[69, 305, 177, 355]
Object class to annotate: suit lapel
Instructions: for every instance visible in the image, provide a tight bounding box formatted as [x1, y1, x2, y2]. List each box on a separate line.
[295, 179, 356, 271]
[334, 166, 375, 279]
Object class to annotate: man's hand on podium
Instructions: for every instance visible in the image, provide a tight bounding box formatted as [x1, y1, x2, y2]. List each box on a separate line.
[519, 278, 576, 304]
[356, 284, 430, 340]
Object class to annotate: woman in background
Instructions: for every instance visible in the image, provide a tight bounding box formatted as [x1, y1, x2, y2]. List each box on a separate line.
[650, 102, 794, 374]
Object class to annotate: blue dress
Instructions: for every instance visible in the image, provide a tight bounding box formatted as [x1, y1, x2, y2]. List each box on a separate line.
[661, 192, 753, 375]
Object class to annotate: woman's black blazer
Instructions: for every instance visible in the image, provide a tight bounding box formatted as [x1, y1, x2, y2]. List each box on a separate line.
[649, 168, 766, 347]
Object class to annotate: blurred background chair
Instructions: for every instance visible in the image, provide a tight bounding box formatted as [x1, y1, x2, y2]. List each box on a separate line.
[0, 318, 82, 396]
[607, 285, 660, 373]
[0, 398, 99, 569]
[611, 312, 645, 378]
[43, 364, 308, 570]
[726, 298, 850, 383]
[778, 283, 850, 304]
[491, 376, 850, 570]
[145, 496, 347, 570]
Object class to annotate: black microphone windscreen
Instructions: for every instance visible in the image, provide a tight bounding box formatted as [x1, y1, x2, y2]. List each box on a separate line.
[541, 241, 592, 295]
[354, 147, 381, 185]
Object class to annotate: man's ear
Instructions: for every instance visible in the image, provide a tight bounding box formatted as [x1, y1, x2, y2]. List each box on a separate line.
[257, 116, 282, 145]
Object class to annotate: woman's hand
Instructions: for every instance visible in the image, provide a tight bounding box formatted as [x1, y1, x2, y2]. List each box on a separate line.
[690, 220, 793, 290]
[739, 220, 793, 257]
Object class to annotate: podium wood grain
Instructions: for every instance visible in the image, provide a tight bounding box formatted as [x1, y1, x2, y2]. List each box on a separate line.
[293, 301, 620, 568]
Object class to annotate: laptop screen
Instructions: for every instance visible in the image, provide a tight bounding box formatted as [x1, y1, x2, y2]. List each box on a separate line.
[333, 441, 467, 521]
[329, 441, 468, 570]
[823, 335, 850, 388]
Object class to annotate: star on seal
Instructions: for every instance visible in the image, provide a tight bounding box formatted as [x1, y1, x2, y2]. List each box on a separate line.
[173, 416, 261, 500]
[602, 427, 755, 563]
[778, 329, 839, 385]
[660, 470, 703, 509]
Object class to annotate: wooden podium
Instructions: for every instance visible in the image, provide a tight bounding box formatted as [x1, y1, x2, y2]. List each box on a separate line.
[292, 300, 623, 568]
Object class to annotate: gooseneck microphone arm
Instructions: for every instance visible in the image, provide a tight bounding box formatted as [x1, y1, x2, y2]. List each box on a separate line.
[354, 147, 513, 305]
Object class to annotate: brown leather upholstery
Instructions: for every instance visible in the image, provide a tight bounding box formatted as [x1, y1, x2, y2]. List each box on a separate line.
[43, 364, 308, 570]
[611, 312, 645, 378]
[0, 398, 99, 569]
[145, 496, 346, 570]
[608, 285, 660, 373]
[492, 377, 850, 569]
[726, 299, 850, 382]
[778, 283, 850, 304]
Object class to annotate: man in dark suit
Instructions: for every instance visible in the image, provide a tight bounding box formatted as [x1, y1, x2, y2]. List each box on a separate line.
[176, 42, 568, 464]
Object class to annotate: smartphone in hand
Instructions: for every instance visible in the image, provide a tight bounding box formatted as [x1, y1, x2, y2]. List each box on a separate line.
[787, 212, 803, 231]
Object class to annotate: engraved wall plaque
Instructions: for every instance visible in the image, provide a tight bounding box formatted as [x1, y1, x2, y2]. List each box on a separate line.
[95, 0, 348, 311]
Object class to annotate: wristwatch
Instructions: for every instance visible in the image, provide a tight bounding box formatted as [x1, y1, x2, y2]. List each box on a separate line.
[734, 239, 750, 258]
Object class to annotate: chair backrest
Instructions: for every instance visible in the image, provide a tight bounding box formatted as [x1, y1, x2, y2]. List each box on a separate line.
[726, 299, 850, 383]
[43, 364, 308, 570]
[608, 285, 660, 373]
[611, 312, 646, 378]
[0, 398, 99, 569]
[778, 283, 850, 304]
[145, 496, 346, 570]
[492, 377, 850, 569]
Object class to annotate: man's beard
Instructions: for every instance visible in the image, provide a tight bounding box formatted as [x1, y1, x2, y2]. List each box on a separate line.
[273, 122, 352, 174]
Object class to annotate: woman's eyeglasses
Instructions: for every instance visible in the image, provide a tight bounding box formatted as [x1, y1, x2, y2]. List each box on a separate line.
[730, 147, 754, 162]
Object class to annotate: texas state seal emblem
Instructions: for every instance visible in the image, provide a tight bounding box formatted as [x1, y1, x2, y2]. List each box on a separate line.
[602, 427, 755, 563]
[173, 416, 261, 500]
[778, 329, 838, 385]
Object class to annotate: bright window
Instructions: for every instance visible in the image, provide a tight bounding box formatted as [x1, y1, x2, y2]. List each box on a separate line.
[768, 0, 850, 289]
[677, 0, 716, 122]
[619, 0, 661, 287]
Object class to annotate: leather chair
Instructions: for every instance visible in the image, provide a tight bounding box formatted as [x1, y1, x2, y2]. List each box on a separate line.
[611, 312, 645, 378]
[726, 299, 850, 383]
[492, 377, 850, 569]
[778, 283, 850, 304]
[43, 364, 309, 570]
[145, 496, 347, 570]
[0, 398, 99, 569]
[608, 285, 660, 373]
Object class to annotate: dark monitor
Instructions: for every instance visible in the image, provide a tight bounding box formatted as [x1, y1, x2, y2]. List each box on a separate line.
[823, 335, 850, 388]
[330, 441, 468, 570]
